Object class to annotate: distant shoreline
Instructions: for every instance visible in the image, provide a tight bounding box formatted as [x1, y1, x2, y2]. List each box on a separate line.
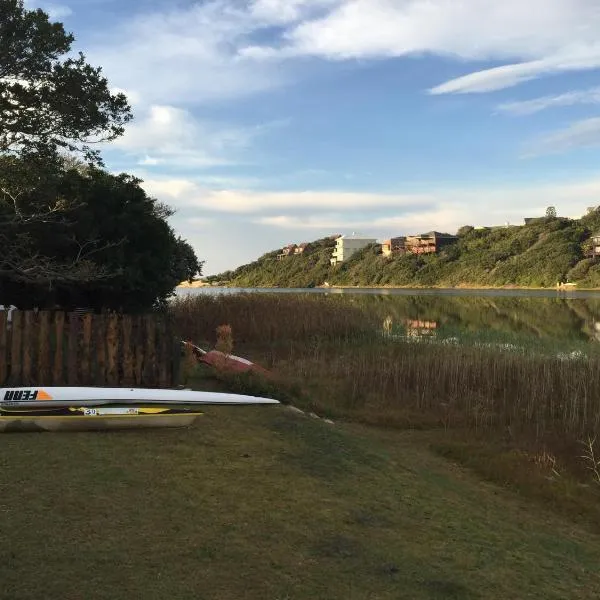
[178, 282, 599, 292]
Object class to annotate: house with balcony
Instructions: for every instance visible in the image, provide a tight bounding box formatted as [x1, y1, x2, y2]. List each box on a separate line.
[586, 232, 600, 259]
[381, 236, 407, 258]
[276, 244, 297, 261]
[330, 233, 377, 265]
[405, 231, 458, 255]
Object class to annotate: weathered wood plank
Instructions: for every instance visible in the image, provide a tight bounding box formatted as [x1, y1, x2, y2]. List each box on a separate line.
[134, 316, 144, 386]
[38, 312, 50, 384]
[53, 312, 65, 385]
[121, 315, 135, 386]
[158, 318, 169, 388]
[80, 314, 93, 384]
[144, 316, 157, 386]
[95, 315, 106, 386]
[0, 311, 7, 386]
[67, 313, 79, 386]
[22, 311, 34, 384]
[106, 314, 119, 385]
[9, 311, 22, 385]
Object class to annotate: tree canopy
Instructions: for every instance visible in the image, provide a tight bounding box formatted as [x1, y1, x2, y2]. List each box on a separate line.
[0, 0, 131, 162]
[0, 1, 202, 310]
[0, 162, 203, 311]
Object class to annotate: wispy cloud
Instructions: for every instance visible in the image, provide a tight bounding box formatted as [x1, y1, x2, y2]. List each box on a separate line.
[430, 46, 600, 94]
[141, 175, 600, 231]
[498, 87, 600, 115]
[524, 117, 600, 157]
[110, 104, 280, 169]
[242, 0, 600, 94]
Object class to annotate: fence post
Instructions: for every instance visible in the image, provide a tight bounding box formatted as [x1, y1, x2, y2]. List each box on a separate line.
[53, 312, 65, 385]
[9, 311, 22, 385]
[38, 312, 50, 384]
[0, 312, 7, 386]
[22, 311, 34, 384]
[144, 316, 157, 386]
[133, 316, 144, 386]
[106, 314, 119, 386]
[67, 313, 79, 386]
[122, 315, 135, 387]
[158, 318, 169, 388]
[79, 314, 93, 385]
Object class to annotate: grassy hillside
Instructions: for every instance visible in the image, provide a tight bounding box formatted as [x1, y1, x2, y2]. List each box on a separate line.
[210, 213, 600, 288]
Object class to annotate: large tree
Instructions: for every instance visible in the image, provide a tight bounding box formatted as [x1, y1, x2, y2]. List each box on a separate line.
[0, 165, 202, 311]
[0, 2, 202, 308]
[0, 0, 131, 162]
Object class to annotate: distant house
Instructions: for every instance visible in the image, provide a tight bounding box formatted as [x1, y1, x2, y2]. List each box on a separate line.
[588, 232, 600, 259]
[277, 244, 297, 261]
[330, 233, 377, 265]
[381, 236, 407, 258]
[405, 231, 458, 255]
[294, 243, 309, 255]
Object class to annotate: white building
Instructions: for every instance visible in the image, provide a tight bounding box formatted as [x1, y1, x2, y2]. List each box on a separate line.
[330, 233, 377, 265]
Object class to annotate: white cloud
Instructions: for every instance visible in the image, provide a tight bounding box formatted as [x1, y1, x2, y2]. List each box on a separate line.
[140, 175, 600, 230]
[87, 2, 289, 107]
[138, 184, 435, 213]
[242, 0, 600, 94]
[524, 117, 600, 156]
[150, 174, 600, 273]
[111, 104, 273, 168]
[498, 87, 600, 116]
[430, 45, 600, 94]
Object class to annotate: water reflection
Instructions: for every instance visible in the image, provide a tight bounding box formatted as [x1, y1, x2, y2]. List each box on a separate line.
[176, 286, 600, 345]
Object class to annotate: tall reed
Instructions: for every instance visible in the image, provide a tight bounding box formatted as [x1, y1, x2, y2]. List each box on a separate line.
[170, 294, 600, 460]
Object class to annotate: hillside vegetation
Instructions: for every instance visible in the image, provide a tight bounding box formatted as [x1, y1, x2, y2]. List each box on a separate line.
[209, 212, 600, 288]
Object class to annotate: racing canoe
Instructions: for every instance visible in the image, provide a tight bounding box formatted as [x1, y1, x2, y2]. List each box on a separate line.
[0, 387, 280, 408]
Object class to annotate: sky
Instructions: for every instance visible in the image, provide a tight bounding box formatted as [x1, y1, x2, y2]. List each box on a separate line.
[27, 0, 600, 274]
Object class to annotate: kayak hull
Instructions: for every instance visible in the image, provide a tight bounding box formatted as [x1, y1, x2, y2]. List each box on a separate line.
[0, 406, 202, 432]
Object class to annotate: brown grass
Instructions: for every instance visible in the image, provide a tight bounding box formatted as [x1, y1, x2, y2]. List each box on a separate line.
[170, 294, 600, 494]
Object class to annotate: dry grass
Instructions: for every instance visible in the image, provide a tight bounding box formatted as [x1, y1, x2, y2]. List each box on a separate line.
[171, 294, 600, 494]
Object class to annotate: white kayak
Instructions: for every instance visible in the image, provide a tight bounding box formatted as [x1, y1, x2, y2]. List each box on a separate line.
[1, 387, 280, 408]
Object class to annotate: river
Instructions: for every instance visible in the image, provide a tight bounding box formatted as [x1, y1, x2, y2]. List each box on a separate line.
[175, 286, 600, 348]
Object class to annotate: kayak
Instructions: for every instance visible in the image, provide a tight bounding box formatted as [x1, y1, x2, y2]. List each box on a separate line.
[0, 406, 202, 433]
[0, 387, 280, 408]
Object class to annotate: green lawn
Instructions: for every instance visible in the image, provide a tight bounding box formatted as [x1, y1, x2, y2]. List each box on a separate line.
[1, 405, 599, 600]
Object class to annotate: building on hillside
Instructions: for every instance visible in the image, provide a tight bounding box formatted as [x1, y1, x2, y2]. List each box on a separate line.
[381, 237, 407, 258]
[277, 244, 297, 261]
[587, 232, 600, 259]
[405, 231, 458, 255]
[330, 233, 377, 265]
[294, 243, 309, 255]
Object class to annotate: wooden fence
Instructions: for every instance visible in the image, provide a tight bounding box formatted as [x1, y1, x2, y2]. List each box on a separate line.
[0, 311, 181, 388]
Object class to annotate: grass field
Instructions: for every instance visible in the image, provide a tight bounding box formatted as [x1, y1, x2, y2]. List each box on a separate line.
[3, 292, 600, 599]
[2, 405, 600, 600]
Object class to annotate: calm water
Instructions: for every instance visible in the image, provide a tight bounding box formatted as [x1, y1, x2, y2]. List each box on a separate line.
[175, 286, 600, 347]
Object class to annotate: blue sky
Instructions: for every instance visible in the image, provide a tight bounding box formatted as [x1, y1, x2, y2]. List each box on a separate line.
[28, 0, 600, 274]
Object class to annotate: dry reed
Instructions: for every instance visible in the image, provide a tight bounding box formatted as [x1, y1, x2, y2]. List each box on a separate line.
[171, 294, 600, 467]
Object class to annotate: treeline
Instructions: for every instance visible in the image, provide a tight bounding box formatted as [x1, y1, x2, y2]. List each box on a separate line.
[212, 213, 600, 289]
[0, 1, 202, 312]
